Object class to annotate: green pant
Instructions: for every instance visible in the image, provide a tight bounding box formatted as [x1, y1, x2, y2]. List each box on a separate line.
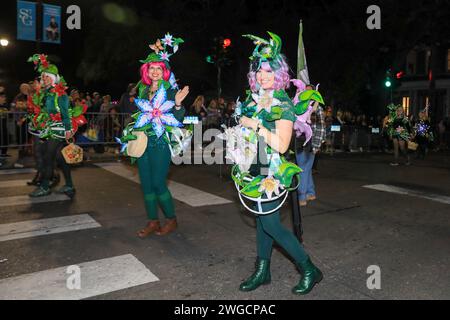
[137, 140, 175, 220]
[255, 199, 308, 264]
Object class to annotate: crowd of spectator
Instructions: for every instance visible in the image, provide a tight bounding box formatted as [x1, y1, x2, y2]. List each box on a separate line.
[187, 95, 238, 129]
[1, 82, 450, 167]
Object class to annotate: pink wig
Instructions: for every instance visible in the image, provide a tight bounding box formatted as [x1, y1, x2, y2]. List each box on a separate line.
[247, 55, 291, 92]
[140, 61, 171, 86]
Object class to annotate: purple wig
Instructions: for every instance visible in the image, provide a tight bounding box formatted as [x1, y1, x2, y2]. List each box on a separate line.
[247, 55, 291, 92]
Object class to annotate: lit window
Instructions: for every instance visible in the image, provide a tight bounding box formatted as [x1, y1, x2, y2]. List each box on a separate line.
[402, 97, 410, 116]
[448, 49, 450, 72]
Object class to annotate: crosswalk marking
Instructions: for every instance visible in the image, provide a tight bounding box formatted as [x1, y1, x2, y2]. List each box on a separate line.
[0, 168, 36, 175]
[0, 180, 30, 189]
[96, 162, 232, 207]
[0, 214, 101, 242]
[363, 184, 450, 205]
[0, 194, 70, 208]
[0, 254, 159, 300]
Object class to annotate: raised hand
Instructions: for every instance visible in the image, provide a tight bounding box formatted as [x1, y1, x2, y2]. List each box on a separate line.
[175, 86, 190, 106]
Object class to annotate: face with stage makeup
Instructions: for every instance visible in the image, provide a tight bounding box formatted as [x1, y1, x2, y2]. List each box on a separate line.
[41, 73, 55, 88]
[248, 59, 290, 93]
[256, 66, 275, 90]
[148, 65, 164, 82]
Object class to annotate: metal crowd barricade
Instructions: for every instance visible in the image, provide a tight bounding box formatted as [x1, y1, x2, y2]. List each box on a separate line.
[0, 111, 134, 159]
[327, 124, 385, 153]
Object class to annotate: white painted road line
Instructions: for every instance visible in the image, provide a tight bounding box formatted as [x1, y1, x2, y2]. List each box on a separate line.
[363, 184, 450, 205]
[0, 194, 70, 208]
[0, 254, 159, 300]
[0, 168, 36, 175]
[96, 162, 232, 207]
[0, 214, 101, 242]
[0, 180, 30, 189]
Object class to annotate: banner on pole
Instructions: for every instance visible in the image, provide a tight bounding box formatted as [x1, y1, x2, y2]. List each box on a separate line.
[42, 3, 61, 44]
[17, 0, 37, 41]
[297, 20, 310, 85]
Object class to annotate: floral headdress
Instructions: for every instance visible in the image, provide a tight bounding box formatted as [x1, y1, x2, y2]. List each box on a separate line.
[27, 54, 59, 76]
[243, 31, 283, 71]
[139, 33, 184, 67]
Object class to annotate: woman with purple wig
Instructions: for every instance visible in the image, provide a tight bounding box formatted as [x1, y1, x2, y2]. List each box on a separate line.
[235, 32, 323, 295]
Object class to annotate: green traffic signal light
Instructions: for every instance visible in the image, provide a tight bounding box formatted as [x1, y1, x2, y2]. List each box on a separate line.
[206, 55, 214, 64]
[385, 79, 392, 88]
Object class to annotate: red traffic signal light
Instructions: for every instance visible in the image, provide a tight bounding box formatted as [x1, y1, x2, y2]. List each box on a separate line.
[223, 38, 231, 49]
[396, 71, 405, 79]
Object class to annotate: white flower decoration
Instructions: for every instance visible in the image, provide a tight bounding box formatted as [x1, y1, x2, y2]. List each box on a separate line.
[162, 33, 173, 47]
[258, 176, 283, 200]
[159, 51, 172, 61]
[252, 89, 281, 113]
[218, 124, 258, 173]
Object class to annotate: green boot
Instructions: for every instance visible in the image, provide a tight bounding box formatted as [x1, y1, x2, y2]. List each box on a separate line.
[292, 257, 323, 295]
[55, 185, 76, 198]
[29, 186, 51, 198]
[239, 258, 271, 292]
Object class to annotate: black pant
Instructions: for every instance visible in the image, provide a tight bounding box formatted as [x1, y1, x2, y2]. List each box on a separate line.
[312, 153, 319, 171]
[33, 136, 44, 171]
[0, 117, 8, 156]
[416, 137, 428, 159]
[36, 139, 72, 188]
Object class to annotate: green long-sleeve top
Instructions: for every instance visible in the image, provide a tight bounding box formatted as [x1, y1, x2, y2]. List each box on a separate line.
[240, 89, 296, 177]
[42, 88, 72, 131]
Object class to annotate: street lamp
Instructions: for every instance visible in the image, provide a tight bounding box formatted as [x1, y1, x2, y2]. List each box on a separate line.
[0, 39, 9, 47]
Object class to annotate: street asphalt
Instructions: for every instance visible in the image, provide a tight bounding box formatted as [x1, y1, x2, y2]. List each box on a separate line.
[0, 150, 449, 300]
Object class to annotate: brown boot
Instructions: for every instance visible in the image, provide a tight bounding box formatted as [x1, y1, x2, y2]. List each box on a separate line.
[137, 220, 161, 238]
[155, 218, 177, 236]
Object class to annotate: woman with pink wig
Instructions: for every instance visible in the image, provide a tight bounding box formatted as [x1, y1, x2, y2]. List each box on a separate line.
[236, 32, 323, 295]
[119, 34, 189, 237]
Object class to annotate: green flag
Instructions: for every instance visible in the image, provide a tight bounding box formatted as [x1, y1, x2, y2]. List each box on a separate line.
[297, 20, 310, 85]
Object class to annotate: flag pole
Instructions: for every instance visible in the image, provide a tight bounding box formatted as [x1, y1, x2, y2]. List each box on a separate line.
[290, 19, 306, 243]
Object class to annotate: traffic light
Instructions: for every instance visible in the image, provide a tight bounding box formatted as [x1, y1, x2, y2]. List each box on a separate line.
[384, 70, 392, 88]
[222, 38, 231, 49]
[396, 71, 405, 79]
[385, 78, 392, 88]
[205, 37, 233, 66]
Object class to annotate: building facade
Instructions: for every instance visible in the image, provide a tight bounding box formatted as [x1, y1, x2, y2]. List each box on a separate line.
[395, 45, 450, 123]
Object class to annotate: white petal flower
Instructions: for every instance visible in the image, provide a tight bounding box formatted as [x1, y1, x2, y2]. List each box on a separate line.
[162, 33, 173, 47]
[258, 176, 282, 200]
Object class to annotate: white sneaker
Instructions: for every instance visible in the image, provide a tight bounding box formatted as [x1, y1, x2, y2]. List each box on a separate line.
[390, 162, 399, 166]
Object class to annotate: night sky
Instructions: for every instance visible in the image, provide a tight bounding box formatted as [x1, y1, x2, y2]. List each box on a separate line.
[1, 0, 449, 115]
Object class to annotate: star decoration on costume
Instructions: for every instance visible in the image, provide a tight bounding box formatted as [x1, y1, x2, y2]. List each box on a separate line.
[162, 33, 173, 47]
[417, 123, 429, 136]
[133, 86, 182, 138]
[159, 51, 172, 61]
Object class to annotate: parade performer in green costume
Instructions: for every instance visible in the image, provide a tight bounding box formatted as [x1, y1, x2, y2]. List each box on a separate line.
[117, 33, 190, 237]
[220, 32, 322, 295]
[386, 103, 412, 166]
[27, 54, 87, 198]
